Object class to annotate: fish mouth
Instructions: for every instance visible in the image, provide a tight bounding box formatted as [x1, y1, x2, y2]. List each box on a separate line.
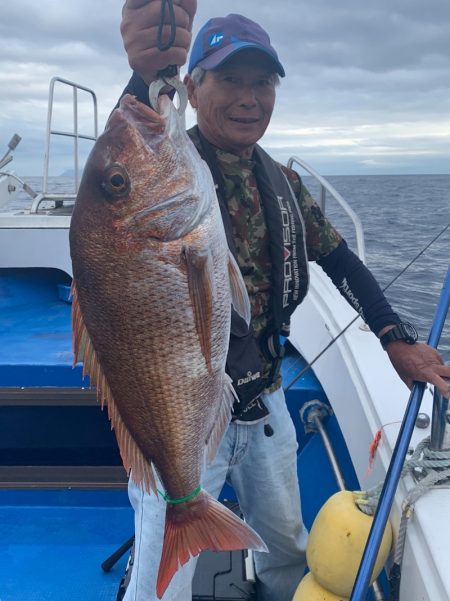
[119, 94, 164, 123]
[110, 94, 183, 150]
[106, 94, 169, 141]
[118, 94, 178, 131]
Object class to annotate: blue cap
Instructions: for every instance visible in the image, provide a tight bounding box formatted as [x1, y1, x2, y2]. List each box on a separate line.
[188, 14, 285, 77]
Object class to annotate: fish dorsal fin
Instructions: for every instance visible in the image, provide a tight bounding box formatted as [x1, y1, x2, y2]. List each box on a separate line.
[184, 247, 215, 374]
[71, 281, 157, 494]
[228, 251, 251, 326]
[205, 374, 237, 464]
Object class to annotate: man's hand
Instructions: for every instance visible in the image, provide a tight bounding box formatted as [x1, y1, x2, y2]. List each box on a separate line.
[386, 340, 450, 398]
[121, 0, 197, 84]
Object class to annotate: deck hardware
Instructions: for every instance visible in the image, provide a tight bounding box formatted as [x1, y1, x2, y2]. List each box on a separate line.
[415, 412, 430, 429]
[0, 133, 21, 170]
[299, 399, 332, 433]
[430, 384, 450, 451]
[302, 399, 386, 599]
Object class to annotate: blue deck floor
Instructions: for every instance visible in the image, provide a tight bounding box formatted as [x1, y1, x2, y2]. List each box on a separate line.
[0, 268, 85, 388]
[0, 490, 133, 601]
[0, 267, 365, 599]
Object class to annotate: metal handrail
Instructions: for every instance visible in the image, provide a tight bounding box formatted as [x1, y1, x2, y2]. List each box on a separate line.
[287, 156, 366, 263]
[430, 386, 450, 451]
[32, 77, 98, 213]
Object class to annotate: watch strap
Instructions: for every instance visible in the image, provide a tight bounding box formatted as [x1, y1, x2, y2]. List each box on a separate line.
[380, 322, 418, 349]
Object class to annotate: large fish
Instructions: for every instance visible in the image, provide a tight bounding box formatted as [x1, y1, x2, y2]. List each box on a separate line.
[69, 94, 266, 597]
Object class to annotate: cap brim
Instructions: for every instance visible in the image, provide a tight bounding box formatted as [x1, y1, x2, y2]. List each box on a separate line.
[194, 41, 285, 77]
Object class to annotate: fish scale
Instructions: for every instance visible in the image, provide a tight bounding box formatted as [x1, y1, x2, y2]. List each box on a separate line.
[69, 93, 266, 598]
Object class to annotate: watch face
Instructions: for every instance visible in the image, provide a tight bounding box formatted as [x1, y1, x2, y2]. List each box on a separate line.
[401, 322, 418, 342]
[380, 322, 418, 349]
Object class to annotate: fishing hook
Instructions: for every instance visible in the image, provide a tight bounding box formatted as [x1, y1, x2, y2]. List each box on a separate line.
[149, 0, 188, 115]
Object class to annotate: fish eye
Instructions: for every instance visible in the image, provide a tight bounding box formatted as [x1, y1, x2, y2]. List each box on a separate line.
[101, 164, 130, 199]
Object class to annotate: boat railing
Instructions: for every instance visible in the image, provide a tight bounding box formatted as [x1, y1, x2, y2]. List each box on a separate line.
[287, 156, 366, 263]
[431, 385, 450, 451]
[30, 77, 98, 214]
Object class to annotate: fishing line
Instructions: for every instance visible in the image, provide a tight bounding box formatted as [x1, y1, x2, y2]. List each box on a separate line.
[283, 221, 450, 392]
[157, 0, 176, 51]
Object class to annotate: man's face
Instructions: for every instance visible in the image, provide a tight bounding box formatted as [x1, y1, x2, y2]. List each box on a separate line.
[186, 50, 277, 159]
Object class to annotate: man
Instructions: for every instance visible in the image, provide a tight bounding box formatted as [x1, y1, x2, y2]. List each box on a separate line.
[118, 3, 450, 600]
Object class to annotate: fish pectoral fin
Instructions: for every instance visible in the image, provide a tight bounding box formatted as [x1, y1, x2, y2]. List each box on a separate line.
[184, 247, 215, 374]
[228, 251, 251, 326]
[71, 281, 157, 495]
[205, 374, 237, 464]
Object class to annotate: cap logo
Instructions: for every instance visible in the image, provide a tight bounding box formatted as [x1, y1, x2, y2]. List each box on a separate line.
[208, 32, 224, 47]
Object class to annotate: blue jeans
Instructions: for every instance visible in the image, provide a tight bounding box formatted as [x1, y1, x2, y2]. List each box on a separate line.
[123, 386, 307, 601]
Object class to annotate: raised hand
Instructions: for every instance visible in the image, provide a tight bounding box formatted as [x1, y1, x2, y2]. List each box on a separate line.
[121, 0, 197, 83]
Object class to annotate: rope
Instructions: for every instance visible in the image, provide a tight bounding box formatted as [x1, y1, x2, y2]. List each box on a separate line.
[157, 0, 176, 51]
[157, 485, 201, 505]
[354, 436, 450, 515]
[393, 466, 450, 562]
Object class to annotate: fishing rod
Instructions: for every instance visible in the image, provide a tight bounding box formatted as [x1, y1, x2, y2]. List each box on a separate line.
[283, 221, 450, 392]
[350, 263, 450, 601]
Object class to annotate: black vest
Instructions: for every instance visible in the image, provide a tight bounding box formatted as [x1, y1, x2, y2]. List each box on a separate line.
[191, 127, 309, 406]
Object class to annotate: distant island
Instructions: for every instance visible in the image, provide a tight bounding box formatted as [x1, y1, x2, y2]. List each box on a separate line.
[59, 168, 84, 178]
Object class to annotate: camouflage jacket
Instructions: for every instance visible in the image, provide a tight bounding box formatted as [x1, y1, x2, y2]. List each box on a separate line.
[188, 127, 342, 388]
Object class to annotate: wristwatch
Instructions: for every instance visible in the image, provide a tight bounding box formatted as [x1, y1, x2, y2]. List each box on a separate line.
[380, 322, 418, 349]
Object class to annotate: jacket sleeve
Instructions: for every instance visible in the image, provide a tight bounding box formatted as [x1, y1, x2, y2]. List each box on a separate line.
[317, 239, 401, 335]
[116, 72, 152, 108]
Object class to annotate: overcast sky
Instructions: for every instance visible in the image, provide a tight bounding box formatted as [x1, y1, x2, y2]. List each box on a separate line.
[1, 0, 450, 176]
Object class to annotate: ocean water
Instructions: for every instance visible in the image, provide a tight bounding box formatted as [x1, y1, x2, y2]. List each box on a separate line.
[302, 174, 450, 361]
[7, 173, 450, 360]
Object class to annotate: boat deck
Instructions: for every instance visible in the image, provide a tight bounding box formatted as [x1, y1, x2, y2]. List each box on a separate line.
[0, 489, 133, 601]
[0, 268, 79, 387]
[0, 266, 362, 599]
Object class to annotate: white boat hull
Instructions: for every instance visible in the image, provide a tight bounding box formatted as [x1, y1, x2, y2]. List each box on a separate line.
[0, 213, 72, 275]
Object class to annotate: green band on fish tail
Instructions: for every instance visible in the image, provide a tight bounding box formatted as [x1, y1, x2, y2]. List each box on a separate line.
[157, 485, 202, 505]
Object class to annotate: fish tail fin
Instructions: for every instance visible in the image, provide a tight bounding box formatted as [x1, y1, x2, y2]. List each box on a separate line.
[156, 489, 267, 598]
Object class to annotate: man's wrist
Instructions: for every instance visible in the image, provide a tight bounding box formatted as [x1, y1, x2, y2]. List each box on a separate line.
[379, 322, 418, 350]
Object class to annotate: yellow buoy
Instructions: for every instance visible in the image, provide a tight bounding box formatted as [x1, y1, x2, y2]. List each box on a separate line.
[306, 490, 392, 597]
[293, 572, 349, 600]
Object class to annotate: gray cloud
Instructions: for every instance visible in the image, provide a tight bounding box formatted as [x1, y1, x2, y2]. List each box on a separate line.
[1, 0, 449, 175]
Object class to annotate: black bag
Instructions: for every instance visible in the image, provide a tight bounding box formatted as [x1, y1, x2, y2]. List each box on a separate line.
[226, 311, 269, 422]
